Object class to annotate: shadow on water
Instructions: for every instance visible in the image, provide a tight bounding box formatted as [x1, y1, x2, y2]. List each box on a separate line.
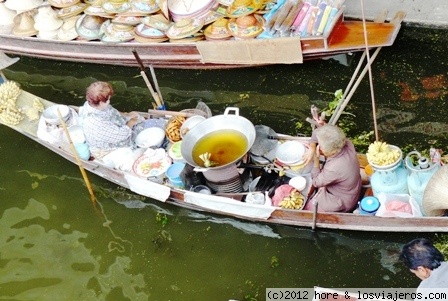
[0, 25, 447, 300]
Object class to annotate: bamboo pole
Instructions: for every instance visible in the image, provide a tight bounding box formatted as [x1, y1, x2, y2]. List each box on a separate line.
[360, 0, 380, 141]
[131, 50, 163, 109]
[149, 65, 164, 105]
[57, 109, 96, 204]
[329, 47, 381, 125]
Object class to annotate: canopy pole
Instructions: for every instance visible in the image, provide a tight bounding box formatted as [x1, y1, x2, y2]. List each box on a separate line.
[328, 51, 367, 125]
[360, 0, 380, 141]
[329, 47, 381, 125]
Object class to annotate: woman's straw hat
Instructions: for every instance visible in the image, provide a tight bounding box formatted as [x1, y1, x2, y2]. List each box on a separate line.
[142, 13, 170, 31]
[0, 52, 20, 70]
[34, 6, 63, 31]
[112, 15, 142, 25]
[0, 3, 17, 25]
[5, 0, 44, 13]
[57, 14, 80, 40]
[130, 0, 159, 14]
[204, 17, 232, 40]
[48, 0, 81, 9]
[101, 21, 135, 42]
[135, 22, 167, 38]
[0, 3, 17, 34]
[75, 13, 106, 40]
[227, 13, 264, 39]
[56, 2, 88, 19]
[102, 0, 131, 14]
[226, 0, 263, 18]
[166, 17, 204, 40]
[84, 0, 114, 17]
[12, 11, 38, 37]
[423, 165, 448, 216]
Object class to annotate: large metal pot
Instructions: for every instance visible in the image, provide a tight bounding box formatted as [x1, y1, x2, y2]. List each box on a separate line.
[181, 107, 256, 169]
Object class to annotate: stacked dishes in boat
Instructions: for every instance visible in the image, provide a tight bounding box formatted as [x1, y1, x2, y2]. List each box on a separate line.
[202, 164, 243, 193]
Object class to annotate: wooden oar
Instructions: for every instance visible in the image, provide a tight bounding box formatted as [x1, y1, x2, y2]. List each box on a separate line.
[131, 50, 164, 109]
[57, 108, 97, 205]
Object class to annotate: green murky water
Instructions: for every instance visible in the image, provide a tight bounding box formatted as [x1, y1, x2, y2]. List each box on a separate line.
[0, 26, 447, 300]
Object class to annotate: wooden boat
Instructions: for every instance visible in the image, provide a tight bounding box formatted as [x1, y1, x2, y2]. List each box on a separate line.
[0, 11, 404, 69]
[344, 0, 448, 28]
[1, 58, 447, 233]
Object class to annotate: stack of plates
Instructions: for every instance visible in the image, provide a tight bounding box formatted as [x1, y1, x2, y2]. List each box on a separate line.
[203, 164, 243, 193]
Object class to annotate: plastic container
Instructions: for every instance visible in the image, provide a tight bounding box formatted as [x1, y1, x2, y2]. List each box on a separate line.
[358, 196, 380, 215]
[165, 162, 185, 189]
[74, 143, 90, 161]
[370, 163, 409, 197]
[192, 185, 212, 194]
[405, 151, 440, 214]
[369, 146, 409, 197]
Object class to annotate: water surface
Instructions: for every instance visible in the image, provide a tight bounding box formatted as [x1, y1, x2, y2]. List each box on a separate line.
[1, 25, 447, 300]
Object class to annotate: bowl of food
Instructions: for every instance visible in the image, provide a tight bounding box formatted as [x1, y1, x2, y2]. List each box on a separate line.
[135, 127, 165, 148]
[275, 141, 306, 166]
[42, 104, 70, 125]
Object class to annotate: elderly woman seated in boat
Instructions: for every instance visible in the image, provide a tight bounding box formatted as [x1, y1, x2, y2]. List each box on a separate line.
[303, 124, 361, 212]
[80, 81, 144, 158]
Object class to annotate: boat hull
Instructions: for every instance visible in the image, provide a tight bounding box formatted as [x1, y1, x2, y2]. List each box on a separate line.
[2, 89, 447, 233]
[0, 15, 402, 69]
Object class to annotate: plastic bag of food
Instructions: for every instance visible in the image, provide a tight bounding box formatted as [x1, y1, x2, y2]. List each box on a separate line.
[376, 193, 423, 217]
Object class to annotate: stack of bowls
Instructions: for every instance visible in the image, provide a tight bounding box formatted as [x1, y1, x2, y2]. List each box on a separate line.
[202, 163, 243, 193]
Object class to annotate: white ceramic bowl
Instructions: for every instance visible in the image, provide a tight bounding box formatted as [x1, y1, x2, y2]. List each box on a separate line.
[180, 115, 206, 138]
[275, 141, 306, 165]
[289, 176, 307, 191]
[43, 104, 70, 125]
[135, 127, 165, 148]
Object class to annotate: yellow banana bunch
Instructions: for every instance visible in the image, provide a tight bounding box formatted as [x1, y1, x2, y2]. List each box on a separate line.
[0, 81, 24, 125]
[33, 98, 44, 112]
[279, 190, 305, 210]
[366, 141, 401, 166]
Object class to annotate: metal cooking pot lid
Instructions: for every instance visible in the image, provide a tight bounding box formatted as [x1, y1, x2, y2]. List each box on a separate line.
[250, 124, 278, 156]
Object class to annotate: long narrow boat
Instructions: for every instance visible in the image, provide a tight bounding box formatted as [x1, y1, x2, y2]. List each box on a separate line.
[0, 11, 404, 69]
[1, 62, 447, 233]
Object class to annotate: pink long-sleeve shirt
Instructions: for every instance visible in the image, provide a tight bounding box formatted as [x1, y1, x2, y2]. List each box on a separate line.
[306, 136, 362, 212]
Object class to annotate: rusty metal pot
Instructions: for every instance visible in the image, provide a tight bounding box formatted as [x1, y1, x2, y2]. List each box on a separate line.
[181, 107, 256, 170]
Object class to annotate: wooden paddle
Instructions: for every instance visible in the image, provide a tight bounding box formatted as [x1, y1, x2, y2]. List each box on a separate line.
[132, 50, 164, 109]
[57, 108, 97, 205]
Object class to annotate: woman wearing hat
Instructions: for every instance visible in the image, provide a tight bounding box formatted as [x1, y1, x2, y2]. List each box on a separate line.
[80, 81, 143, 158]
[303, 124, 361, 212]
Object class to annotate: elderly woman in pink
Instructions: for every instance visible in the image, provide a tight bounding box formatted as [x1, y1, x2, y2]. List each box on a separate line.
[303, 124, 361, 212]
[80, 81, 143, 158]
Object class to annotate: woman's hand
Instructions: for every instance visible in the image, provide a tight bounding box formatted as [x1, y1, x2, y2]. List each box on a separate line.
[313, 146, 321, 168]
[126, 116, 140, 128]
[124, 111, 140, 119]
[302, 142, 317, 166]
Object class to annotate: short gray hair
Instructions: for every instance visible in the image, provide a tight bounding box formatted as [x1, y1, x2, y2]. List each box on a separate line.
[315, 125, 346, 155]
